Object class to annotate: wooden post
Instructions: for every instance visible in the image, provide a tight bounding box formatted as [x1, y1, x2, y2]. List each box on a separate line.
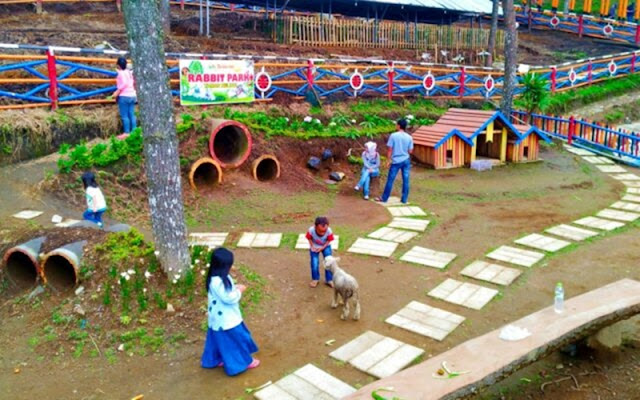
[116, 0, 121, 12]
[36, 0, 42, 13]
[180, 0, 184, 10]
[307, 59, 314, 89]
[46, 49, 58, 110]
[635, 24, 640, 45]
[578, 14, 584, 37]
[587, 60, 593, 83]
[632, 53, 637, 73]
[387, 62, 395, 100]
[500, 127, 508, 162]
[568, 116, 575, 145]
[459, 66, 465, 98]
[551, 66, 557, 93]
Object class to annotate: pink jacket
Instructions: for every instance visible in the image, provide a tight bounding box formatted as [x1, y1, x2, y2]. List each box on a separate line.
[116, 69, 137, 98]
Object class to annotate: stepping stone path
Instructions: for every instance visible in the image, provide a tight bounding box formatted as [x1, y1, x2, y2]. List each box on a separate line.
[564, 146, 594, 156]
[379, 196, 404, 207]
[348, 238, 398, 257]
[254, 363, 355, 400]
[596, 209, 640, 222]
[610, 201, 640, 213]
[514, 233, 572, 252]
[460, 260, 522, 286]
[385, 301, 465, 341]
[582, 156, 614, 164]
[387, 206, 427, 217]
[573, 216, 625, 231]
[295, 234, 339, 250]
[596, 165, 627, 173]
[486, 245, 545, 267]
[237, 233, 282, 248]
[55, 219, 81, 228]
[621, 181, 640, 187]
[400, 246, 457, 269]
[329, 331, 424, 379]
[428, 278, 499, 310]
[188, 232, 228, 248]
[622, 194, 640, 203]
[628, 188, 640, 194]
[388, 217, 430, 232]
[612, 173, 640, 181]
[12, 210, 43, 219]
[368, 227, 418, 243]
[545, 224, 599, 241]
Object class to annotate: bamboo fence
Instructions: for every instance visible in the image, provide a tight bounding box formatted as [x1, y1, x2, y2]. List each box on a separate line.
[280, 16, 504, 53]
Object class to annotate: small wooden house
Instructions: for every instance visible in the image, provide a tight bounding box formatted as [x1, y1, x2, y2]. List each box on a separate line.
[412, 108, 550, 169]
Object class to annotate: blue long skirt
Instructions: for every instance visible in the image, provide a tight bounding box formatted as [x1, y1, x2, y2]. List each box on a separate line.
[201, 322, 259, 376]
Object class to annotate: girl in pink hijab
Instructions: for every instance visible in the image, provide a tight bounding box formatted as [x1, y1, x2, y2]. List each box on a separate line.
[354, 141, 380, 200]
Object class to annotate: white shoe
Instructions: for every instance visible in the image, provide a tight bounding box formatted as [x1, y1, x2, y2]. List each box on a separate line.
[354, 185, 360, 191]
[364, 196, 369, 200]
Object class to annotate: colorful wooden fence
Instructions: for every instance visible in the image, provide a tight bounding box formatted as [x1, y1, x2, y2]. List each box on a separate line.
[281, 16, 504, 53]
[512, 110, 640, 163]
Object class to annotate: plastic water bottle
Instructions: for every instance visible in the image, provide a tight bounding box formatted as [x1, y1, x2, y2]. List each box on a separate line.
[554, 282, 564, 314]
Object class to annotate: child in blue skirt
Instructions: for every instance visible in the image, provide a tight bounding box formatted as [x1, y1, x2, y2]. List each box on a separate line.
[201, 247, 260, 376]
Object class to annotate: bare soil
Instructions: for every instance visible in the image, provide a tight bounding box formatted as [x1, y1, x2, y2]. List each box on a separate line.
[1, 140, 639, 399]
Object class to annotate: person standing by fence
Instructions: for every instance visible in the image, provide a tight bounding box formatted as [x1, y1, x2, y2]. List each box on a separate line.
[110, 57, 137, 139]
[376, 119, 414, 204]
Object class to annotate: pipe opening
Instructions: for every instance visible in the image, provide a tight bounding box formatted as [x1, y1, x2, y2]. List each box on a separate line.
[5, 251, 38, 289]
[43, 255, 77, 291]
[253, 155, 280, 182]
[189, 158, 222, 191]
[210, 123, 251, 167]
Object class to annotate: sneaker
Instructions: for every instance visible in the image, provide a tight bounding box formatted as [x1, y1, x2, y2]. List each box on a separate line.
[364, 195, 369, 200]
[97, 222, 104, 228]
[374, 197, 386, 203]
[326, 281, 334, 288]
[354, 185, 360, 191]
[309, 280, 319, 288]
[248, 358, 261, 369]
[116, 133, 129, 140]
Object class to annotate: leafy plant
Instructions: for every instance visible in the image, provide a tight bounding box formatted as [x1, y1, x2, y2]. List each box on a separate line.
[519, 72, 549, 120]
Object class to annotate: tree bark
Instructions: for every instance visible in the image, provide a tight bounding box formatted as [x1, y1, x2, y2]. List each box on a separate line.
[500, 0, 518, 118]
[159, 0, 171, 34]
[122, 0, 190, 275]
[486, 0, 500, 67]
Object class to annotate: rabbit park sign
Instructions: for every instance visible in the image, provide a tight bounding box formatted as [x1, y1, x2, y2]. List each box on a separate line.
[179, 59, 255, 105]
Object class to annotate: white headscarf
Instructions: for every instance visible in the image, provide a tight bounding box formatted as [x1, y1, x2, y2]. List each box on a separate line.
[364, 141, 377, 158]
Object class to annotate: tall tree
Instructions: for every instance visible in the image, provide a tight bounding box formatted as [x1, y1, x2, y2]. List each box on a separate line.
[500, 0, 518, 118]
[122, 0, 190, 275]
[486, 0, 500, 67]
[160, 0, 171, 34]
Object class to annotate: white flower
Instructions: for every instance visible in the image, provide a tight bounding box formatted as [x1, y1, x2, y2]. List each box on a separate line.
[406, 114, 415, 120]
[200, 270, 206, 276]
[351, 119, 356, 124]
[172, 279, 177, 284]
[144, 271, 152, 279]
[120, 272, 128, 278]
[125, 275, 130, 281]
[189, 264, 194, 269]
[303, 116, 313, 123]
[329, 121, 336, 127]
[314, 118, 321, 124]
[285, 117, 290, 122]
[174, 274, 181, 280]
[154, 251, 160, 256]
[194, 259, 200, 264]
[127, 269, 135, 275]
[143, 288, 147, 293]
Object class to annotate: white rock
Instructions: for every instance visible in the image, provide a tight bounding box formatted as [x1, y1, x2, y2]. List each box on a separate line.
[74, 286, 85, 296]
[118, 344, 124, 352]
[51, 214, 63, 224]
[73, 304, 85, 316]
[166, 303, 175, 313]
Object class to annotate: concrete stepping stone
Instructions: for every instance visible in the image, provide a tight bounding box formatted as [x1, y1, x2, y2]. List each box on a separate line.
[12, 210, 43, 220]
[628, 188, 640, 194]
[545, 224, 598, 241]
[387, 206, 427, 217]
[428, 278, 499, 310]
[582, 156, 613, 164]
[385, 301, 465, 341]
[237, 233, 282, 248]
[622, 194, 640, 203]
[460, 260, 522, 286]
[596, 165, 627, 173]
[379, 196, 403, 207]
[55, 219, 81, 227]
[611, 173, 640, 181]
[596, 209, 640, 222]
[573, 216, 625, 231]
[368, 227, 418, 243]
[514, 233, 572, 252]
[486, 245, 545, 267]
[188, 232, 228, 248]
[254, 363, 355, 400]
[329, 331, 424, 379]
[564, 146, 594, 156]
[621, 181, 640, 187]
[400, 246, 457, 269]
[295, 234, 339, 250]
[610, 201, 640, 212]
[388, 217, 430, 232]
[348, 238, 398, 257]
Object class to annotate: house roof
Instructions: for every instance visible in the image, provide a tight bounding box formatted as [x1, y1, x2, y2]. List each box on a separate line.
[515, 125, 553, 144]
[413, 125, 474, 149]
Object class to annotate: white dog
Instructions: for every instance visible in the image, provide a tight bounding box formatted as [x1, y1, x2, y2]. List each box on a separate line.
[323, 256, 361, 321]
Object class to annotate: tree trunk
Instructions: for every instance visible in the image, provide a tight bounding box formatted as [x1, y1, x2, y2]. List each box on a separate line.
[159, 0, 171, 34]
[122, 0, 190, 275]
[500, 0, 518, 118]
[486, 0, 500, 67]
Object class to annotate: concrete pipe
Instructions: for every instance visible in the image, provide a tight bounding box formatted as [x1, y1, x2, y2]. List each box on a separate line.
[41, 240, 86, 291]
[189, 157, 223, 190]
[252, 154, 281, 182]
[209, 119, 252, 168]
[2, 236, 45, 289]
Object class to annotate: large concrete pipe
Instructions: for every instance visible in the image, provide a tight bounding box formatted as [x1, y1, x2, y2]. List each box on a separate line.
[2, 236, 45, 289]
[189, 157, 223, 190]
[209, 119, 252, 168]
[252, 154, 281, 182]
[41, 240, 86, 291]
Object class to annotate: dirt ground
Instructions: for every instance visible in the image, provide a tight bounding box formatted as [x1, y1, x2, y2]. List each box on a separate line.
[1, 141, 639, 399]
[0, 4, 634, 65]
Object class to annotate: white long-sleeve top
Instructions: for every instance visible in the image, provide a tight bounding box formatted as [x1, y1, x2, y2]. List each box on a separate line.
[207, 275, 243, 331]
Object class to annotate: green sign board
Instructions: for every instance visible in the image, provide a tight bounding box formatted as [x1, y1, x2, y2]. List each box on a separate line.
[179, 59, 255, 105]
